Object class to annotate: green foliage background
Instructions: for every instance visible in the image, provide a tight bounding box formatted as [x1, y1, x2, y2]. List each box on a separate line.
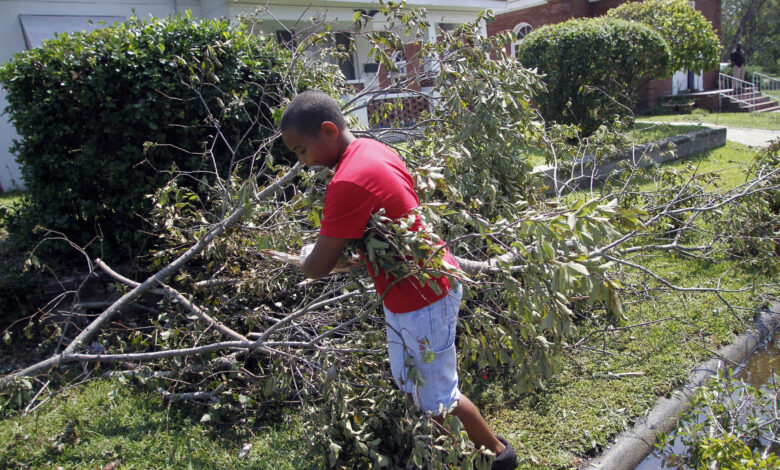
[517, 17, 670, 135]
[721, 0, 780, 74]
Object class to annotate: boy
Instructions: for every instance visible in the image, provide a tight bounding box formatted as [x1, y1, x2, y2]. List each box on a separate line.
[280, 90, 517, 469]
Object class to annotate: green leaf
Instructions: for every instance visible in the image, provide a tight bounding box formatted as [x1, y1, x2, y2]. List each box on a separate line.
[566, 261, 589, 276]
[328, 442, 342, 466]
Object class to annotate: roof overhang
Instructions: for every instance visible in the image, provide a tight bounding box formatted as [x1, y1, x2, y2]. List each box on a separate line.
[260, 1, 508, 11]
[501, 0, 550, 13]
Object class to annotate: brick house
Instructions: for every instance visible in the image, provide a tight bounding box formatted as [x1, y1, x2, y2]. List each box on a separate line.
[489, 0, 722, 110]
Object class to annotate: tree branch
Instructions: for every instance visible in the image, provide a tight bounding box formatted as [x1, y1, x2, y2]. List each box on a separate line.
[0, 164, 301, 387]
[95, 259, 248, 342]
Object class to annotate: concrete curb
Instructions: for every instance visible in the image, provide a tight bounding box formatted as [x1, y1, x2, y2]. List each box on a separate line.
[533, 127, 727, 194]
[586, 301, 780, 470]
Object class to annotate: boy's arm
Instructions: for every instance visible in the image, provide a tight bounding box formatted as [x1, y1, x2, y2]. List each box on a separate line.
[301, 235, 350, 279]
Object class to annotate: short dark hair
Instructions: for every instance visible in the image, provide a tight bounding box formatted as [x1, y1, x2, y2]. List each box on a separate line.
[280, 90, 346, 137]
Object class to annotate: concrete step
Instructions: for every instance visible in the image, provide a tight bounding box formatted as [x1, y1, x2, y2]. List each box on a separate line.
[725, 86, 757, 93]
[737, 96, 772, 105]
[740, 99, 778, 112]
[739, 97, 772, 106]
[722, 90, 779, 112]
[725, 92, 762, 101]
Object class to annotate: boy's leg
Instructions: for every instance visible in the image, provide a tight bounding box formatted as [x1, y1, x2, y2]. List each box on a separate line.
[449, 395, 505, 455]
[407, 392, 505, 455]
[385, 284, 506, 456]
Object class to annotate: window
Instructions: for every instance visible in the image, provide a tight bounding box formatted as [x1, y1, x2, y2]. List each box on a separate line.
[511, 23, 534, 58]
[437, 23, 457, 33]
[275, 29, 296, 50]
[390, 49, 407, 84]
[334, 32, 356, 81]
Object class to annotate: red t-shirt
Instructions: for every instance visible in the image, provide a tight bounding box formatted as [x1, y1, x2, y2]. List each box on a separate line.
[320, 138, 458, 313]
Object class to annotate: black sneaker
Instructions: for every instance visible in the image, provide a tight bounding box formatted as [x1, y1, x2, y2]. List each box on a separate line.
[491, 436, 518, 470]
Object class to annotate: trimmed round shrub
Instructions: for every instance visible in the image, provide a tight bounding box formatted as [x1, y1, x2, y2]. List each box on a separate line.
[607, 0, 721, 75]
[0, 14, 323, 264]
[517, 17, 670, 136]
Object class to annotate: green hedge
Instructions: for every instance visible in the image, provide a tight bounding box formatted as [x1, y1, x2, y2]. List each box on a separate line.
[0, 14, 307, 264]
[517, 17, 670, 135]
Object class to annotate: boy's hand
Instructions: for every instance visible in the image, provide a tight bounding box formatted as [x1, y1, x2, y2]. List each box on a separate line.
[301, 236, 349, 279]
[334, 254, 362, 270]
[263, 237, 361, 278]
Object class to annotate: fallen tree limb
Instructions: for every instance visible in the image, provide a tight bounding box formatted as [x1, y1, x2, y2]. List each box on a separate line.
[157, 386, 220, 403]
[0, 164, 301, 388]
[95, 259, 249, 342]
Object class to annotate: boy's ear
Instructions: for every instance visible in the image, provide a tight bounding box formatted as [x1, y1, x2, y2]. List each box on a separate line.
[319, 121, 340, 139]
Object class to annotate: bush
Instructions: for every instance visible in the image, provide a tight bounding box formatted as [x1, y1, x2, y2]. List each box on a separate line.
[517, 17, 670, 136]
[607, 0, 721, 74]
[0, 201, 47, 332]
[661, 370, 780, 468]
[0, 241, 46, 332]
[0, 14, 314, 265]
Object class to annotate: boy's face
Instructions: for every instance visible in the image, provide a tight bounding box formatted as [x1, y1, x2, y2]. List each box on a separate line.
[282, 122, 342, 168]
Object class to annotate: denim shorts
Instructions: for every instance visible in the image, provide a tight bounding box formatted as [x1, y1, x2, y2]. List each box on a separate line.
[384, 283, 463, 414]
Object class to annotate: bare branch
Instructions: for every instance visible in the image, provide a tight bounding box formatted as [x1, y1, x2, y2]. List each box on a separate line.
[1, 164, 300, 387]
[95, 258, 248, 342]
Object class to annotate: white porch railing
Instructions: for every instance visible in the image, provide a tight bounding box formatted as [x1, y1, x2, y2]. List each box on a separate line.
[753, 71, 780, 104]
[718, 72, 780, 112]
[718, 72, 756, 109]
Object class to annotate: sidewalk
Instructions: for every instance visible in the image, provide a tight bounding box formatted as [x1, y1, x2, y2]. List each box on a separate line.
[718, 125, 779, 147]
[643, 120, 779, 147]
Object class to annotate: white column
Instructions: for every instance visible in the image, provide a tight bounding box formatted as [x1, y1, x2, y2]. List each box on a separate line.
[427, 21, 438, 44]
[479, 18, 488, 37]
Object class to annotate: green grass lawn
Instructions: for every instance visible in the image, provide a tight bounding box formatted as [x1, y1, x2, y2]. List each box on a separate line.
[0, 191, 24, 208]
[0, 138, 775, 469]
[629, 122, 702, 143]
[638, 110, 780, 131]
[634, 141, 759, 190]
[0, 380, 314, 469]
